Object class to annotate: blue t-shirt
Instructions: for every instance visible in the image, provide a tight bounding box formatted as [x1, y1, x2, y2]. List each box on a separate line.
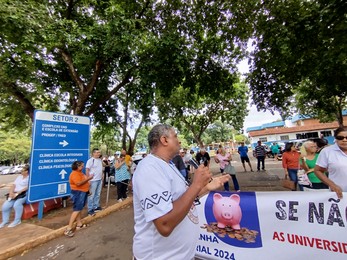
[238, 146, 248, 157]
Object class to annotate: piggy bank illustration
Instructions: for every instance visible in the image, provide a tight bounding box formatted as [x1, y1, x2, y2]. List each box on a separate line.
[212, 193, 242, 230]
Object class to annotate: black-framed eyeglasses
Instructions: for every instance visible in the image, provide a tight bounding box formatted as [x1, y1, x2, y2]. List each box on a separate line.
[336, 136, 347, 141]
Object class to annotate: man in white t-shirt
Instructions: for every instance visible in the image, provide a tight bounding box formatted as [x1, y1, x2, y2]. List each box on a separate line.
[86, 148, 103, 216]
[132, 124, 230, 260]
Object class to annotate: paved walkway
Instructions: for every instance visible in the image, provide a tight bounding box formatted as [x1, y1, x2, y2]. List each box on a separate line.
[0, 154, 287, 259]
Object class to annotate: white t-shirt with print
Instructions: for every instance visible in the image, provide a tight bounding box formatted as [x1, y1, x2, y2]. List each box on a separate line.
[316, 143, 347, 191]
[86, 157, 103, 181]
[133, 154, 199, 260]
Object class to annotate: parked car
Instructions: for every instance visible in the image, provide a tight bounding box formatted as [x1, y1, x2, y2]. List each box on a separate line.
[13, 165, 24, 174]
[7, 166, 17, 174]
[0, 166, 12, 175]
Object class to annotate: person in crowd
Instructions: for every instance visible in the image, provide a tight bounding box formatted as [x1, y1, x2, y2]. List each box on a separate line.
[271, 142, 280, 161]
[132, 124, 230, 259]
[282, 142, 302, 191]
[196, 148, 210, 167]
[187, 149, 196, 175]
[254, 141, 266, 171]
[313, 138, 329, 153]
[172, 149, 187, 179]
[103, 155, 111, 187]
[86, 148, 103, 216]
[320, 134, 329, 146]
[315, 126, 347, 198]
[215, 147, 240, 192]
[183, 148, 193, 178]
[121, 149, 132, 168]
[300, 141, 329, 190]
[237, 142, 254, 172]
[115, 154, 131, 202]
[64, 161, 93, 237]
[0, 165, 30, 228]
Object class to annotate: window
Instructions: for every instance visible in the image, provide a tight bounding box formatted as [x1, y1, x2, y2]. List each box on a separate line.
[320, 130, 332, 137]
[296, 132, 319, 139]
[306, 132, 319, 138]
[259, 137, 267, 142]
[296, 133, 304, 139]
[280, 135, 289, 140]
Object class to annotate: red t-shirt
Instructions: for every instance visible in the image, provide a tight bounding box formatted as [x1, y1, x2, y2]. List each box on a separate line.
[282, 151, 300, 169]
[69, 170, 90, 192]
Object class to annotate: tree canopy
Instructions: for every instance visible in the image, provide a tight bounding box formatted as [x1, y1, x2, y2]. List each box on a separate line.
[0, 0, 256, 153]
[157, 79, 248, 146]
[248, 0, 347, 125]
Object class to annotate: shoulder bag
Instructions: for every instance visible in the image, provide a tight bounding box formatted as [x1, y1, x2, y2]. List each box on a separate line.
[5, 191, 27, 201]
[224, 163, 236, 176]
[297, 157, 312, 186]
[281, 175, 296, 190]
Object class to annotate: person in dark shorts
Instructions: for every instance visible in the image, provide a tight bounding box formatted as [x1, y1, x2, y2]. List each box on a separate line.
[64, 161, 93, 237]
[237, 142, 254, 172]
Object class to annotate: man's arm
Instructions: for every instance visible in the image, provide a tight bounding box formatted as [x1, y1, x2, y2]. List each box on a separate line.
[86, 167, 92, 178]
[153, 165, 211, 237]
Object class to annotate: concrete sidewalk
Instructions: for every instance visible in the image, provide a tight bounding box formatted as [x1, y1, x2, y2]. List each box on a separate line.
[0, 154, 287, 259]
[0, 198, 133, 260]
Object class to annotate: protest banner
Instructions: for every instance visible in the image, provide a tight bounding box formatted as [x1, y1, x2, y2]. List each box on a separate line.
[195, 191, 346, 260]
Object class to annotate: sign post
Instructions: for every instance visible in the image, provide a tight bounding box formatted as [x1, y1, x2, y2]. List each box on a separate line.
[28, 110, 90, 205]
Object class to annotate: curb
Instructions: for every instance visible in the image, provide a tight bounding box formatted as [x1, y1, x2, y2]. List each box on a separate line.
[0, 198, 133, 260]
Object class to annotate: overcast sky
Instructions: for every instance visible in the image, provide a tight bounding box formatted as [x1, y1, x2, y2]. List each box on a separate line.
[243, 105, 281, 133]
[238, 58, 281, 133]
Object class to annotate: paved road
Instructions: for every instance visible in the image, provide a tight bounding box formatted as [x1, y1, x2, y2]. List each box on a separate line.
[4, 153, 287, 259]
[0, 174, 18, 202]
[12, 205, 134, 260]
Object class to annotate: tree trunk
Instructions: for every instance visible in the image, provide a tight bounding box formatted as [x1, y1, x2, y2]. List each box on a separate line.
[127, 139, 136, 156]
[122, 97, 129, 150]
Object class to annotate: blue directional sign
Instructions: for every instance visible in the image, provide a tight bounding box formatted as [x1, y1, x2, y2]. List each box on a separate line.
[28, 110, 90, 202]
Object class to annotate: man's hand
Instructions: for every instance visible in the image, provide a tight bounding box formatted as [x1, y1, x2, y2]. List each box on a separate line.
[191, 165, 211, 190]
[205, 175, 231, 191]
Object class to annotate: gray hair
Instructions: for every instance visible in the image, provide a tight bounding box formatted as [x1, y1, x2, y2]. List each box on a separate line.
[148, 124, 174, 150]
[303, 141, 315, 150]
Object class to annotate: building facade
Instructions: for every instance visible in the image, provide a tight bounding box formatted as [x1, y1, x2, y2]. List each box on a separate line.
[246, 112, 347, 148]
